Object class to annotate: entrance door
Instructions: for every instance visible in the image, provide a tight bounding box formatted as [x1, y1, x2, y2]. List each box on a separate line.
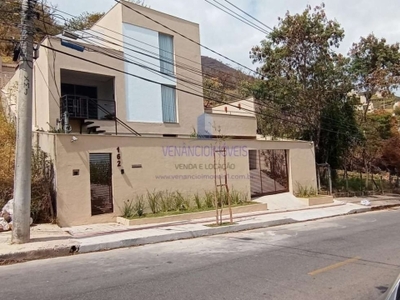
[249, 149, 289, 197]
[89, 153, 113, 215]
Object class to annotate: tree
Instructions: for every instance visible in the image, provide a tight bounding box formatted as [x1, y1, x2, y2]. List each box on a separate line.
[65, 12, 105, 31]
[349, 34, 400, 121]
[382, 134, 400, 174]
[350, 110, 398, 185]
[317, 97, 362, 170]
[0, 0, 61, 62]
[249, 4, 357, 162]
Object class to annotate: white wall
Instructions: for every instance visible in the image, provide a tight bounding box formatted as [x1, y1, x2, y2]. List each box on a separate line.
[1, 69, 19, 123]
[210, 97, 256, 117]
[122, 23, 176, 123]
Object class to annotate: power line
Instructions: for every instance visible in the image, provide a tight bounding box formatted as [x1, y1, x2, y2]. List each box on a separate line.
[2, 1, 361, 134]
[47, 10, 248, 98]
[115, 0, 264, 78]
[1, 13, 361, 135]
[50, 6, 248, 85]
[1, 18, 360, 136]
[73, 36, 359, 135]
[223, 0, 274, 32]
[36, 42, 356, 137]
[103, 4, 361, 134]
[204, 0, 269, 35]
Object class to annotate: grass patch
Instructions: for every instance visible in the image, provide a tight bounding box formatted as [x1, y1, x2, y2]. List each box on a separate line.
[125, 202, 257, 219]
[121, 188, 254, 220]
[295, 183, 317, 198]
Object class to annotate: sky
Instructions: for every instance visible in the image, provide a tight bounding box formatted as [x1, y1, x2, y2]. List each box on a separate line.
[50, 0, 400, 72]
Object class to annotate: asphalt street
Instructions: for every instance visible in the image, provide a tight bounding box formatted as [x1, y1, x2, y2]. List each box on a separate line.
[2, 208, 400, 300]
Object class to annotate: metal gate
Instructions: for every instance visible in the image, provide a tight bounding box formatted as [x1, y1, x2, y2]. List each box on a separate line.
[249, 149, 289, 197]
[89, 153, 113, 215]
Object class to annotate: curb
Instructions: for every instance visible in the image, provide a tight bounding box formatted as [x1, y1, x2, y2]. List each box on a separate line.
[348, 207, 372, 214]
[371, 203, 400, 211]
[77, 207, 373, 254]
[77, 218, 297, 254]
[0, 244, 79, 266]
[0, 206, 376, 265]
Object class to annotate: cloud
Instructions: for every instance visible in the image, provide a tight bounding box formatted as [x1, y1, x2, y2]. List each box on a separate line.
[51, 0, 400, 71]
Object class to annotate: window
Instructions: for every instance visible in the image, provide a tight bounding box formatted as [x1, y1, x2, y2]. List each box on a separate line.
[161, 85, 177, 123]
[249, 150, 257, 170]
[159, 33, 174, 75]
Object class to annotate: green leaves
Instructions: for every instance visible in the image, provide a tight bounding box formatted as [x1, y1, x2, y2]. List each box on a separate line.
[249, 3, 361, 169]
[65, 12, 105, 31]
[349, 33, 400, 120]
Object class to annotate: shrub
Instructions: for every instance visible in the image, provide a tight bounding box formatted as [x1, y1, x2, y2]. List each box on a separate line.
[0, 104, 15, 208]
[240, 191, 250, 203]
[30, 147, 56, 223]
[147, 190, 161, 214]
[296, 184, 317, 198]
[121, 195, 146, 218]
[0, 105, 56, 223]
[194, 193, 202, 209]
[204, 191, 215, 208]
[173, 191, 187, 211]
[230, 189, 241, 205]
[133, 195, 146, 217]
[121, 199, 135, 219]
[159, 190, 175, 212]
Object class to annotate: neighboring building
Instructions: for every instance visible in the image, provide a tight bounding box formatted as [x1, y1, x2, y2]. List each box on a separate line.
[2, 1, 317, 226]
[355, 94, 375, 113]
[0, 61, 17, 89]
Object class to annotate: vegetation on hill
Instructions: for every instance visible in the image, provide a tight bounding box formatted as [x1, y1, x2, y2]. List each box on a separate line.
[201, 56, 254, 107]
[246, 3, 400, 183]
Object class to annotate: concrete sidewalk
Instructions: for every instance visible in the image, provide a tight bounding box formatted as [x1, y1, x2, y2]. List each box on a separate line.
[337, 194, 400, 209]
[0, 201, 371, 264]
[0, 200, 383, 265]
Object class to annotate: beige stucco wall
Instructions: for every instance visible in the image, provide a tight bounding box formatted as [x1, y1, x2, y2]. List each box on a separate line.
[33, 132, 57, 161]
[40, 1, 205, 136]
[44, 37, 125, 132]
[203, 113, 257, 138]
[46, 133, 316, 226]
[91, 4, 123, 51]
[289, 145, 318, 193]
[210, 98, 256, 117]
[33, 39, 51, 131]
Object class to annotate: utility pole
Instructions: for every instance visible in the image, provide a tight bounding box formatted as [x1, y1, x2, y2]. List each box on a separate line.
[12, 0, 35, 244]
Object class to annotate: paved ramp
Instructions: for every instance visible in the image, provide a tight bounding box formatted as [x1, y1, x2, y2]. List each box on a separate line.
[254, 192, 309, 211]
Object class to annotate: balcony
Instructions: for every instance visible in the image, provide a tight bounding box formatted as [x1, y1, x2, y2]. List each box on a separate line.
[60, 94, 116, 120]
[58, 69, 140, 136]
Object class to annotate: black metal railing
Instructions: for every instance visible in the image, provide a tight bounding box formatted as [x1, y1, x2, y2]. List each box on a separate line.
[60, 94, 141, 136]
[60, 94, 116, 120]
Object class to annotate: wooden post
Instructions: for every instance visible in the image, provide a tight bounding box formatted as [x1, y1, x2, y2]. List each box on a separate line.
[328, 166, 333, 196]
[213, 151, 219, 225]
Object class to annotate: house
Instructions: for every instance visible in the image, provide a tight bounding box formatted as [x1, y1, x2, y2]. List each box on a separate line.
[1, 1, 318, 226]
[0, 61, 17, 89]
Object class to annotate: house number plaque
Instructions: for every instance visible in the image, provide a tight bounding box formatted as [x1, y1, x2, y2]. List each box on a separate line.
[117, 147, 122, 167]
